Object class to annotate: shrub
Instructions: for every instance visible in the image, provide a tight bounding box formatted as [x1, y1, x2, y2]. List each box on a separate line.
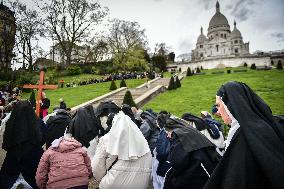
[186, 67, 192, 76]
[227, 70, 231, 74]
[175, 77, 181, 88]
[81, 65, 93, 74]
[109, 80, 117, 90]
[56, 65, 64, 72]
[200, 66, 203, 70]
[0, 80, 7, 91]
[67, 65, 81, 75]
[168, 76, 176, 90]
[16, 72, 35, 86]
[277, 61, 283, 70]
[244, 62, 247, 67]
[120, 79, 127, 88]
[91, 66, 97, 74]
[29, 90, 36, 108]
[196, 67, 201, 73]
[250, 63, 256, 70]
[0, 71, 13, 81]
[178, 67, 182, 72]
[122, 90, 137, 108]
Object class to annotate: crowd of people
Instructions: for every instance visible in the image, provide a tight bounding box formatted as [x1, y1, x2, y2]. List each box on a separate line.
[65, 71, 159, 88]
[0, 81, 283, 189]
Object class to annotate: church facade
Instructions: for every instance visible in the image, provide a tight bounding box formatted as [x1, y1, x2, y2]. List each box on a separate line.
[191, 1, 249, 61]
[182, 0, 271, 70]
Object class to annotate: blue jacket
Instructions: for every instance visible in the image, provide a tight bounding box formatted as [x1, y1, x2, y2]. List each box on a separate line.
[156, 129, 171, 177]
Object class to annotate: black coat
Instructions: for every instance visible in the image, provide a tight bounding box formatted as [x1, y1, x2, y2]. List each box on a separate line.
[164, 133, 219, 189]
[0, 101, 45, 189]
[204, 129, 273, 189]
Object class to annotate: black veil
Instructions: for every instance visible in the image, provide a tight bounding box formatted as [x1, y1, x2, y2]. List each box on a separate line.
[3, 100, 42, 159]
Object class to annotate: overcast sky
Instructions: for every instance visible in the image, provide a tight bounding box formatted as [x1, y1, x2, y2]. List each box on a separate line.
[101, 0, 284, 56]
[20, 0, 284, 57]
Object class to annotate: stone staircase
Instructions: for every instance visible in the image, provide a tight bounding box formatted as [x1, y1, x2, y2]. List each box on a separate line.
[92, 77, 170, 109]
[71, 72, 187, 112]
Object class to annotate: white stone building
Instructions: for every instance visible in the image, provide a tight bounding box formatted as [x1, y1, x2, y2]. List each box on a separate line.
[192, 1, 249, 61]
[49, 42, 93, 64]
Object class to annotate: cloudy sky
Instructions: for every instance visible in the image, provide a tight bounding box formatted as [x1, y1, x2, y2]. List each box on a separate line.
[100, 0, 284, 56]
[20, 0, 284, 57]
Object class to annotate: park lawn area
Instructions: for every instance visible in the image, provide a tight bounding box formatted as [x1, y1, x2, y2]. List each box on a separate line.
[143, 68, 284, 117]
[163, 72, 173, 78]
[53, 74, 101, 84]
[21, 78, 147, 111]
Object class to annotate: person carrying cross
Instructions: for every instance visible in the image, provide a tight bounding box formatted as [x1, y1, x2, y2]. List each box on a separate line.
[40, 92, 50, 119]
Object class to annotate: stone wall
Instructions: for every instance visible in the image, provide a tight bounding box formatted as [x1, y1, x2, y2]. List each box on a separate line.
[174, 55, 271, 72]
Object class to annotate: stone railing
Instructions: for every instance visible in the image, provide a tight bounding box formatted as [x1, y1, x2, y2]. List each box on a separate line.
[70, 87, 127, 113]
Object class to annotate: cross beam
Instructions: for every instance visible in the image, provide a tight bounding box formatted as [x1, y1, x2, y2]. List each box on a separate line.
[23, 71, 58, 117]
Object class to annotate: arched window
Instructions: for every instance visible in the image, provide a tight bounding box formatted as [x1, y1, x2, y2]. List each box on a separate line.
[216, 45, 219, 52]
[221, 34, 223, 38]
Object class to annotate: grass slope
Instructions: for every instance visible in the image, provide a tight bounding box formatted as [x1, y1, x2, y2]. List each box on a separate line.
[144, 68, 284, 117]
[55, 74, 100, 84]
[22, 78, 146, 111]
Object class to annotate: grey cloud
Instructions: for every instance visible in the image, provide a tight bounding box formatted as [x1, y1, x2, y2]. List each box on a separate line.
[270, 32, 284, 43]
[178, 40, 194, 53]
[199, 0, 215, 10]
[225, 0, 264, 22]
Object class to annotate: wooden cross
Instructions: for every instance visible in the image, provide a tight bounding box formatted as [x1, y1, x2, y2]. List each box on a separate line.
[23, 71, 58, 117]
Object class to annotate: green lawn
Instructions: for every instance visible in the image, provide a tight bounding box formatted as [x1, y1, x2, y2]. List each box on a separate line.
[22, 78, 147, 111]
[50, 73, 101, 84]
[143, 68, 284, 117]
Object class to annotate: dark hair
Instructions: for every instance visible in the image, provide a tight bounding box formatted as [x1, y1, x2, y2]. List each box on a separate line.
[157, 112, 171, 128]
[105, 113, 116, 134]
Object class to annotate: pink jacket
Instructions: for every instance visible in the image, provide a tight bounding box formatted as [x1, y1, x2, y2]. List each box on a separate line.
[36, 138, 92, 189]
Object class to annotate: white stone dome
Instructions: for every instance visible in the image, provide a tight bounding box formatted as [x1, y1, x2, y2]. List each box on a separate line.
[208, 1, 229, 30]
[197, 27, 207, 43]
[231, 21, 242, 39]
[209, 12, 229, 29]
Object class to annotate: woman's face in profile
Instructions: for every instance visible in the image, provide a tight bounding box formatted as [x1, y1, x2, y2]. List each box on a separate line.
[216, 96, 232, 125]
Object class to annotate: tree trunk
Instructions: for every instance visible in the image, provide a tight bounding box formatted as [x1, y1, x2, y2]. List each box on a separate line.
[27, 38, 33, 72]
[22, 41, 26, 69]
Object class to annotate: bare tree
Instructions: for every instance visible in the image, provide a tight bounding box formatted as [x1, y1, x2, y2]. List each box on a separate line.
[35, 0, 108, 66]
[154, 43, 171, 56]
[107, 19, 148, 71]
[91, 39, 109, 63]
[9, 0, 43, 71]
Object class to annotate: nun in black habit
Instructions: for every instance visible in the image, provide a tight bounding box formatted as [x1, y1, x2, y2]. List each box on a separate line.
[0, 100, 45, 189]
[163, 117, 220, 189]
[203, 81, 284, 189]
[69, 105, 104, 147]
